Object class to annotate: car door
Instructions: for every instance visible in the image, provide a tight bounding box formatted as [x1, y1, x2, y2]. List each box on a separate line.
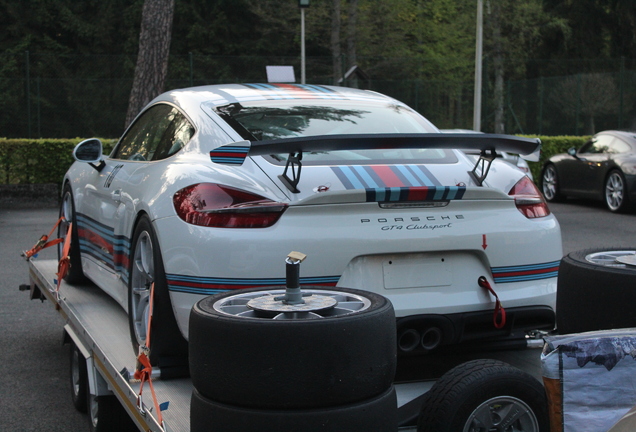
[79, 103, 193, 305]
[562, 135, 614, 197]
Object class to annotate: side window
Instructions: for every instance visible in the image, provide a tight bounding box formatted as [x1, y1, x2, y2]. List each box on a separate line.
[608, 138, 631, 154]
[112, 104, 194, 161]
[152, 109, 195, 160]
[580, 134, 615, 154]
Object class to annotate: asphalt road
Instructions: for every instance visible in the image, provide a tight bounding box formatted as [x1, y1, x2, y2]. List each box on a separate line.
[0, 198, 634, 431]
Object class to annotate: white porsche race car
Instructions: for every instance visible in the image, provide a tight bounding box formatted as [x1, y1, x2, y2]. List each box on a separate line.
[60, 84, 561, 367]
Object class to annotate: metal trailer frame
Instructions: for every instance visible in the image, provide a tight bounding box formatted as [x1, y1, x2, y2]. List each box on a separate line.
[24, 258, 545, 432]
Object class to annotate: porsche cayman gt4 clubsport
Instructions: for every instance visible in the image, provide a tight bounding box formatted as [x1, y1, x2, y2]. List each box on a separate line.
[60, 84, 561, 364]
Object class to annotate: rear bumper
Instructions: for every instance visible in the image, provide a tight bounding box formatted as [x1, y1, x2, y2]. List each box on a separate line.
[396, 305, 555, 354]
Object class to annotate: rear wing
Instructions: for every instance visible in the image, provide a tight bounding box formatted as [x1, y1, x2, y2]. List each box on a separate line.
[209, 133, 541, 192]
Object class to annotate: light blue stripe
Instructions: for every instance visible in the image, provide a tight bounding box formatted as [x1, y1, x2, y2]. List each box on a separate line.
[339, 166, 365, 189]
[352, 166, 378, 188]
[407, 165, 435, 187]
[389, 187, 401, 201]
[395, 165, 420, 187]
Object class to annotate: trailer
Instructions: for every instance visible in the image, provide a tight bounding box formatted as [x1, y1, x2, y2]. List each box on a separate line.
[23, 257, 548, 432]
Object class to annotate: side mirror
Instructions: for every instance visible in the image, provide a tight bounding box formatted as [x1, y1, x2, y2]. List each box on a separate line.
[73, 138, 105, 171]
[567, 147, 577, 157]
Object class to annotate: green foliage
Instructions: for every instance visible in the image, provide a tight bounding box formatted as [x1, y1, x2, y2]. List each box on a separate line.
[521, 135, 590, 181]
[0, 138, 115, 185]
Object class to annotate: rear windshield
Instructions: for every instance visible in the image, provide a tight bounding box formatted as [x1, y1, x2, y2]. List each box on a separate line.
[215, 99, 456, 165]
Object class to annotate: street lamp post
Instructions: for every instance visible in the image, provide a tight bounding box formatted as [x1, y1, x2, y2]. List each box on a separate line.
[473, 0, 483, 131]
[299, 0, 310, 84]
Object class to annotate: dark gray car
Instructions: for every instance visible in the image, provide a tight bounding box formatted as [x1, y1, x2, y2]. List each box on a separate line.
[542, 130, 636, 212]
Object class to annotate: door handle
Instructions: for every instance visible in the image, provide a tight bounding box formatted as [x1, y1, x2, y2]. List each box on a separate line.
[111, 189, 121, 202]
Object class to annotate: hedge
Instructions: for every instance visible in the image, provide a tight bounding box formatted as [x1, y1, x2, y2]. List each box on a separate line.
[0, 135, 588, 186]
[0, 138, 116, 185]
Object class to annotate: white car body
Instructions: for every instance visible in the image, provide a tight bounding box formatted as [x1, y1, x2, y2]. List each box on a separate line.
[64, 84, 561, 354]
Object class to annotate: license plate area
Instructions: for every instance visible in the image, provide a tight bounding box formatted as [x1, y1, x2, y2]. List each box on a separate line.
[383, 255, 452, 289]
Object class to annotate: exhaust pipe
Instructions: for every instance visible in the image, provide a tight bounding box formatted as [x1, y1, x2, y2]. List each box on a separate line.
[398, 329, 421, 352]
[420, 327, 442, 351]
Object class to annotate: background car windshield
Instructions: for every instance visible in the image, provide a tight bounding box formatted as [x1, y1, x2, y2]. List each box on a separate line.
[215, 100, 454, 165]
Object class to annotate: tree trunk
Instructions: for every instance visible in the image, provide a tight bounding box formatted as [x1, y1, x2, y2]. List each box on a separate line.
[331, 0, 342, 85]
[346, 0, 358, 88]
[125, 0, 175, 128]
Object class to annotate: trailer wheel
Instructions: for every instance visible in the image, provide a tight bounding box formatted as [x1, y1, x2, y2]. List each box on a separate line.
[58, 183, 87, 283]
[70, 341, 88, 413]
[557, 247, 636, 334]
[87, 395, 137, 432]
[128, 215, 188, 373]
[189, 287, 396, 409]
[190, 386, 397, 432]
[417, 359, 548, 432]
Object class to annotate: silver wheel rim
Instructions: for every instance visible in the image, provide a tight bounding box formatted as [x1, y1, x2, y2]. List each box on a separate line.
[131, 231, 154, 346]
[89, 394, 98, 428]
[463, 396, 539, 432]
[71, 348, 81, 398]
[59, 192, 73, 258]
[586, 250, 636, 268]
[213, 289, 371, 320]
[542, 166, 557, 200]
[606, 172, 624, 211]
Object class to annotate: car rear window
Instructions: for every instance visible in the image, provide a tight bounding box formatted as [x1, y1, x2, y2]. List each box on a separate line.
[215, 99, 456, 165]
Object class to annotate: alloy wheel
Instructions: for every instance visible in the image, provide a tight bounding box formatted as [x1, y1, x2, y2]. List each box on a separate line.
[130, 231, 154, 346]
[463, 396, 539, 432]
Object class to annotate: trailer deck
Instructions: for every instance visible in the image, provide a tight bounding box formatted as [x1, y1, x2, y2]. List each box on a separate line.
[27, 257, 545, 431]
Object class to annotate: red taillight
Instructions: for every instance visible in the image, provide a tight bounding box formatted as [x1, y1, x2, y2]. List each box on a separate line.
[173, 183, 288, 228]
[508, 176, 550, 219]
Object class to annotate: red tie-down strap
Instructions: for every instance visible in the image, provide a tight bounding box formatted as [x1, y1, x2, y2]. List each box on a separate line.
[478, 276, 507, 329]
[133, 282, 166, 429]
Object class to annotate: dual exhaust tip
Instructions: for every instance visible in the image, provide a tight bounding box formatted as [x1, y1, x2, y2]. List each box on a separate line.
[398, 327, 443, 352]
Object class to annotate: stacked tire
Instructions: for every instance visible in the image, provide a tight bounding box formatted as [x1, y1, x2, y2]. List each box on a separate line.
[557, 247, 636, 334]
[188, 287, 398, 432]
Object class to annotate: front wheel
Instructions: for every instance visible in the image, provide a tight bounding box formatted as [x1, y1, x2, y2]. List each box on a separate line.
[605, 170, 630, 212]
[58, 184, 87, 283]
[128, 215, 188, 374]
[417, 359, 549, 432]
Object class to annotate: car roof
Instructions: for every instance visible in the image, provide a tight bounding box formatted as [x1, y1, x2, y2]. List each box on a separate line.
[154, 84, 401, 111]
[597, 130, 636, 143]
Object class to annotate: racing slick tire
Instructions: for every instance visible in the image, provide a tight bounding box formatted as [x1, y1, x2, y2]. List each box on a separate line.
[128, 215, 189, 376]
[190, 386, 397, 432]
[189, 287, 396, 409]
[417, 359, 549, 432]
[70, 341, 88, 413]
[557, 248, 636, 334]
[58, 183, 87, 283]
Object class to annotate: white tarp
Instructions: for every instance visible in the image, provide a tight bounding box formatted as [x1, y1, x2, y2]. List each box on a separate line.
[542, 329, 636, 432]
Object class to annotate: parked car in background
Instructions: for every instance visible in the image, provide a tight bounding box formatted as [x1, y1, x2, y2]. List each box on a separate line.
[441, 129, 534, 180]
[541, 130, 636, 212]
[60, 84, 561, 366]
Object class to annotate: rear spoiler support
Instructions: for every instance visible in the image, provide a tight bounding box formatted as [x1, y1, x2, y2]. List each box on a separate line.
[279, 152, 302, 193]
[469, 149, 498, 186]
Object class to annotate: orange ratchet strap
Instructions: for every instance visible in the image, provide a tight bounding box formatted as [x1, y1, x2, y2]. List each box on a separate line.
[22, 216, 65, 260]
[478, 276, 507, 329]
[134, 282, 166, 429]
